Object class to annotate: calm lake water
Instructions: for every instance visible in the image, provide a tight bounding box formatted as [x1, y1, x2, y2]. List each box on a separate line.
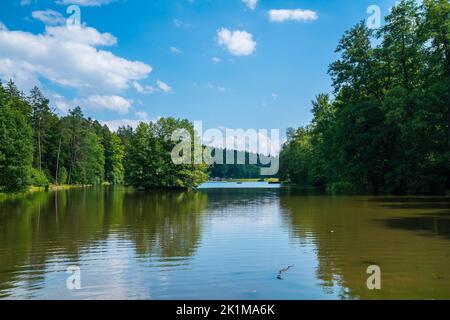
[0, 185, 449, 300]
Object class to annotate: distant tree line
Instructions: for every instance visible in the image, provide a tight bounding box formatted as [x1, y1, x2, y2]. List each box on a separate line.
[210, 149, 276, 179]
[280, 0, 450, 194]
[0, 81, 208, 193]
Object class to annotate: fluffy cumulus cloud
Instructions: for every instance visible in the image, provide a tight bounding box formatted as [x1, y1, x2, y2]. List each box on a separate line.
[217, 28, 256, 56]
[242, 0, 258, 10]
[0, 23, 151, 93]
[269, 9, 318, 22]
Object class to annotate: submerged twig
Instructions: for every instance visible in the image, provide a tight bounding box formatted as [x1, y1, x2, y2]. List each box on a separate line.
[277, 265, 294, 280]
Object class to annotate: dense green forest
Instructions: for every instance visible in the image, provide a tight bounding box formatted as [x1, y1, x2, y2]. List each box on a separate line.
[0, 79, 271, 193]
[280, 0, 450, 194]
[0, 80, 208, 193]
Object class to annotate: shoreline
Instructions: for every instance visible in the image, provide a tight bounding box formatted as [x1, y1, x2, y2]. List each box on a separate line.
[0, 184, 93, 202]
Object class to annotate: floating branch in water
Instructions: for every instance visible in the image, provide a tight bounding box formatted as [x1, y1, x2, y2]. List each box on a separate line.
[277, 265, 294, 280]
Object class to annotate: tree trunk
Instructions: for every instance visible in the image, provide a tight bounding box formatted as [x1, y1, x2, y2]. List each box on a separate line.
[37, 119, 42, 172]
[55, 137, 62, 185]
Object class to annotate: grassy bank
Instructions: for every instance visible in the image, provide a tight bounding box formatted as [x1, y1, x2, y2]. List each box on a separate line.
[0, 184, 92, 202]
[221, 178, 280, 183]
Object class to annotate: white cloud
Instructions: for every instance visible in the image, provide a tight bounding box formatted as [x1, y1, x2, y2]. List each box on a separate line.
[133, 81, 156, 94]
[20, 0, 36, 5]
[0, 23, 151, 92]
[56, 0, 115, 7]
[269, 9, 318, 22]
[51, 93, 71, 113]
[206, 83, 226, 92]
[82, 95, 132, 114]
[101, 114, 161, 132]
[135, 111, 148, 120]
[32, 10, 66, 26]
[0, 22, 7, 31]
[173, 19, 191, 28]
[170, 46, 182, 54]
[242, 0, 258, 10]
[101, 119, 143, 131]
[212, 57, 221, 64]
[157, 80, 172, 93]
[45, 25, 117, 46]
[51, 93, 132, 114]
[217, 28, 256, 56]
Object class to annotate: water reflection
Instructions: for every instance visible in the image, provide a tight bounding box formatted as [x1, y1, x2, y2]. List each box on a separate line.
[0, 188, 207, 299]
[372, 197, 450, 239]
[1, 187, 450, 299]
[280, 192, 450, 299]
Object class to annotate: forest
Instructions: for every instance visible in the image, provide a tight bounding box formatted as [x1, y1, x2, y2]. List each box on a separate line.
[0, 80, 209, 193]
[280, 0, 450, 194]
[0, 79, 275, 193]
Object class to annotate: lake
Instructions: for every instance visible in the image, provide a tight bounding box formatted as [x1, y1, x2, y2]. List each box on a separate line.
[0, 185, 449, 300]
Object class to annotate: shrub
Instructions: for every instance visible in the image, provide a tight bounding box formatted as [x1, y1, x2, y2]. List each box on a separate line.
[31, 168, 49, 187]
[57, 167, 68, 185]
[327, 181, 356, 194]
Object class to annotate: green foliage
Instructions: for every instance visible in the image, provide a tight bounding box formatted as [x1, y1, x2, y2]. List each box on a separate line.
[0, 80, 208, 193]
[327, 182, 356, 195]
[31, 168, 49, 187]
[125, 118, 209, 190]
[105, 133, 125, 184]
[0, 81, 120, 192]
[280, 0, 450, 194]
[0, 87, 33, 193]
[57, 166, 68, 185]
[59, 107, 105, 185]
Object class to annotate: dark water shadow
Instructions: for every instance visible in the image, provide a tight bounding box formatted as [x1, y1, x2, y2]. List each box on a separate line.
[369, 197, 450, 210]
[373, 197, 450, 239]
[381, 211, 450, 239]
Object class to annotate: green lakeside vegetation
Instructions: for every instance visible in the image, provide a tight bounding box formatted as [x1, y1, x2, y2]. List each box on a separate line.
[0, 78, 272, 197]
[0, 80, 210, 195]
[280, 0, 450, 194]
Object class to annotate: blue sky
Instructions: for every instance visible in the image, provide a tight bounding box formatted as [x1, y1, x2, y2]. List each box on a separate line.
[0, 0, 396, 136]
